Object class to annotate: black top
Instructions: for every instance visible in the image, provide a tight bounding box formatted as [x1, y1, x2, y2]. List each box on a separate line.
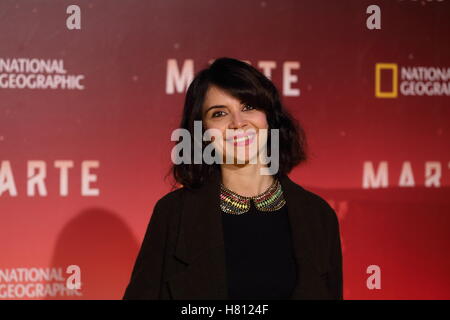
[221, 200, 297, 300]
[123, 173, 343, 300]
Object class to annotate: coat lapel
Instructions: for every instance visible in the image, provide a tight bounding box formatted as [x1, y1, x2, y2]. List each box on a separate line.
[279, 174, 324, 299]
[170, 170, 229, 299]
[171, 172, 321, 299]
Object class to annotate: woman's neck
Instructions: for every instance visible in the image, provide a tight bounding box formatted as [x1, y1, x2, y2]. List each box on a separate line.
[220, 163, 275, 197]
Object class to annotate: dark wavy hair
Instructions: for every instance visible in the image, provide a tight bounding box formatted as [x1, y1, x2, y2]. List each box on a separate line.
[170, 57, 308, 189]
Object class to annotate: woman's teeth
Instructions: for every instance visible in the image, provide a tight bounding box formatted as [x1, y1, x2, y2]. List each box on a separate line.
[235, 136, 251, 143]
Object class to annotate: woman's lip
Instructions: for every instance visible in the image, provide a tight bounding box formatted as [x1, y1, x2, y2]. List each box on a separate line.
[225, 132, 256, 142]
[226, 133, 256, 146]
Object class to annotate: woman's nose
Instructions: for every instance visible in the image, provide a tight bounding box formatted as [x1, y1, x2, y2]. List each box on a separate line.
[228, 111, 247, 129]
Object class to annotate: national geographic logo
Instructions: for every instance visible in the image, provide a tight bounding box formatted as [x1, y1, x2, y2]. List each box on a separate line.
[375, 63, 450, 98]
[0, 58, 85, 90]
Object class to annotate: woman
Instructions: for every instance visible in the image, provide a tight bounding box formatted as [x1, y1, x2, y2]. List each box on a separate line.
[123, 57, 343, 300]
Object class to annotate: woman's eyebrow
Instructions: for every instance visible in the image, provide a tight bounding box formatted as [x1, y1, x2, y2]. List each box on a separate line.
[204, 105, 226, 116]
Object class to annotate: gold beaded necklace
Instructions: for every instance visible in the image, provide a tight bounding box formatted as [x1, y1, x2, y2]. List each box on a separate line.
[220, 178, 286, 215]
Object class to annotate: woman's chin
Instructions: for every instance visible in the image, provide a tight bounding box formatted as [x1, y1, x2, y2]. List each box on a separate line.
[223, 154, 260, 165]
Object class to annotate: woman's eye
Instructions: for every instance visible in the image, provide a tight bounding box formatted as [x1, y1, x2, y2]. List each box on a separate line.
[243, 103, 255, 111]
[212, 110, 226, 118]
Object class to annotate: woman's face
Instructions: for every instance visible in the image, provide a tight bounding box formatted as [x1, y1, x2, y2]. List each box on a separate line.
[201, 85, 269, 164]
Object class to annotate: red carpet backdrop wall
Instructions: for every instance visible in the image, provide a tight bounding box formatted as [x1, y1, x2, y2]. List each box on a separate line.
[0, 0, 449, 300]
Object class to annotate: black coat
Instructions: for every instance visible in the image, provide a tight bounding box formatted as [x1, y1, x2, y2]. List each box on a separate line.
[123, 172, 343, 300]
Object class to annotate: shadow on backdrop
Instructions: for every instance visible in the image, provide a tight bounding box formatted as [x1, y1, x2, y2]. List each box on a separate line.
[46, 207, 139, 300]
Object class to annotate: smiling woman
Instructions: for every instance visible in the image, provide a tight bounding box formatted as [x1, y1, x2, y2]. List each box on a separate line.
[202, 85, 269, 170]
[123, 57, 343, 300]
[173, 57, 307, 190]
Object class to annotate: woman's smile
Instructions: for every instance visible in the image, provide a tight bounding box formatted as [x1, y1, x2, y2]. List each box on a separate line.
[225, 131, 256, 146]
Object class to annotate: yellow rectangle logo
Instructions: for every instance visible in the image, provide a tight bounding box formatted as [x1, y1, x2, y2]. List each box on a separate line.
[375, 63, 398, 98]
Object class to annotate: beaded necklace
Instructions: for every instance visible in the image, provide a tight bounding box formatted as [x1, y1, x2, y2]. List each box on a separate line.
[220, 178, 286, 215]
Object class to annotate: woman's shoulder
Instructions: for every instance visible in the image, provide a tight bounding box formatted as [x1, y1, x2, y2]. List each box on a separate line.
[300, 185, 334, 212]
[154, 186, 185, 210]
[147, 187, 186, 226]
[282, 176, 338, 222]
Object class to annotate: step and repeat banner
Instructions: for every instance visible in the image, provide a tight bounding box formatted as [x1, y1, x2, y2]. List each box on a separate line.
[0, 0, 449, 300]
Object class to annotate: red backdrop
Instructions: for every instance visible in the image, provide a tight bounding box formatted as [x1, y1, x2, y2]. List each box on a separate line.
[0, 0, 449, 299]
